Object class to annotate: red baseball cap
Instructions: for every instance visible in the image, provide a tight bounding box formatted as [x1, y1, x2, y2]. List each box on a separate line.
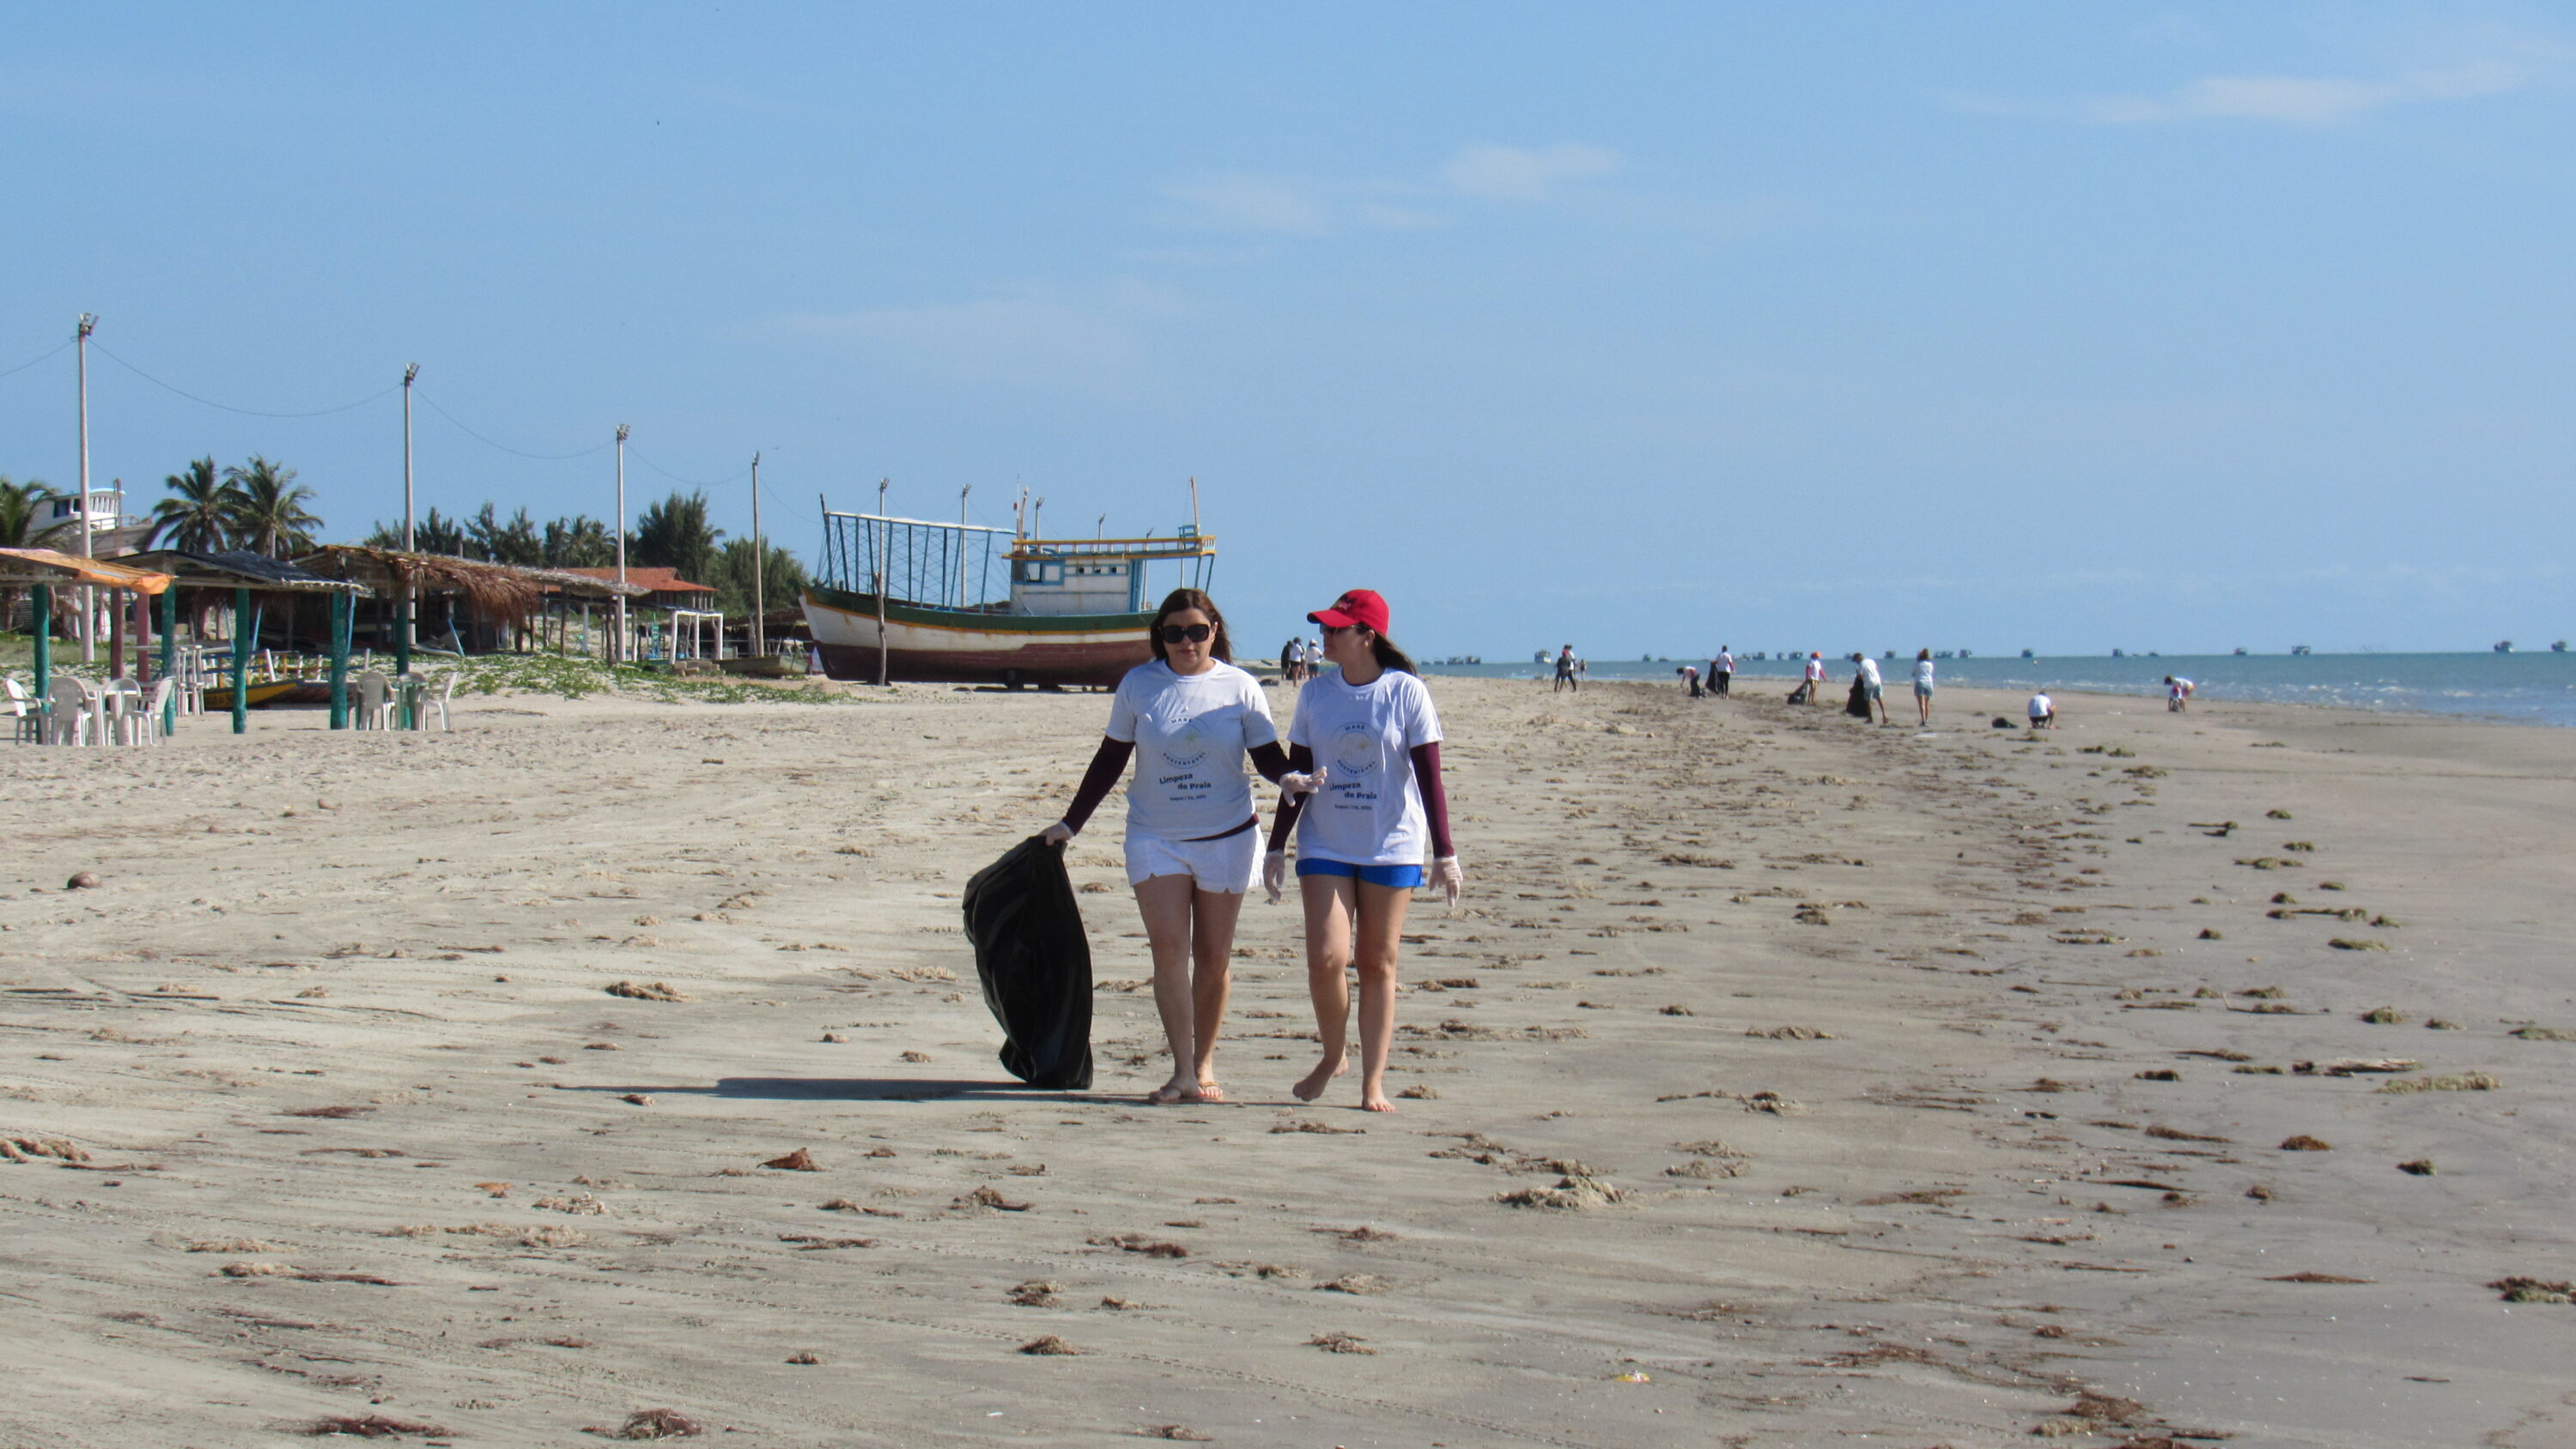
[1308, 588, 1389, 634]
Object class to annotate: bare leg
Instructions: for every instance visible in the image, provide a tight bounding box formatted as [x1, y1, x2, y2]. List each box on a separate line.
[1133, 875, 1206, 1104]
[1186, 885, 1243, 1100]
[1293, 873, 1356, 1101]
[1351, 881, 1411, 1111]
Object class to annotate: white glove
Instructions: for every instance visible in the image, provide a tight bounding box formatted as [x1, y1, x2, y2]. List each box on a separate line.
[1279, 766, 1328, 799]
[1262, 851, 1287, 904]
[1431, 855, 1463, 909]
[1040, 821, 1074, 846]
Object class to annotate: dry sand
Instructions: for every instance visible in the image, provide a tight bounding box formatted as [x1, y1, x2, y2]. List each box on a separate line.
[3, 676, 2573, 1446]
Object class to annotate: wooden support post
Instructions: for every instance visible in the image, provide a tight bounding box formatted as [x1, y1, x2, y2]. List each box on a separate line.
[108, 589, 125, 678]
[231, 586, 251, 736]
[328, 591, 351, 729]
[157, 588, 177, 736]
[134, 589, 151, 683]
[31, 585, 50, 698]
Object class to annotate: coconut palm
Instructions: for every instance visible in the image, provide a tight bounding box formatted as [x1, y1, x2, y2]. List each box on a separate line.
[145, 458, 238, 553]
[222, 456, 323, 557]
[0, 476, 74, 631]
[633, 490, 723, 582]
[542, 514, 614, 568]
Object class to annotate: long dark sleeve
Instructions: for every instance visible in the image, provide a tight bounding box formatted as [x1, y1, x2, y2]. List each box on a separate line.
[1058, 737, 1134, 835]
[1263, 743, 1313, 852]
[1248, 739, 1292, 785]
[1410, 741, 1452, 858]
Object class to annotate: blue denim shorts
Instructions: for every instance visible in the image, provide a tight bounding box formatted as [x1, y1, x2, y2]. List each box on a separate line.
[1294, 858, 1426, 889]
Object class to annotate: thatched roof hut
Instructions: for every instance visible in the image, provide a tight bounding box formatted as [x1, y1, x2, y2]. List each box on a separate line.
[295, 546, 545, 630]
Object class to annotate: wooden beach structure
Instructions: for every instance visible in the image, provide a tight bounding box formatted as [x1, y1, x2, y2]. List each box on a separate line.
[113, 549, 369, 734]
[293, 547, 647, 666]
[0, 548, 175, 713]
[805, 496, 1218, 688]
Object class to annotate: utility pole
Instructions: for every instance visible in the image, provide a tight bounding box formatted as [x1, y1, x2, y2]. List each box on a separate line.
[874, 476, 889, 686]
[750, 452, 764, 658]
[76, 313, 95, 664]
[958, 483, 971, 608]
[401, 364, 419, 662]
[614, 425, 630, 664]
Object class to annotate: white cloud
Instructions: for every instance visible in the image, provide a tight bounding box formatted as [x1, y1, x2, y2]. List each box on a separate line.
[1163, 175, 1331, 234]
[1955, 58, 2535, 127]
[1441, 142, 1622, 200]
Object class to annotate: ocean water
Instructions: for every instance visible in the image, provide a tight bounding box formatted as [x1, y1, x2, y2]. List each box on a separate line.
[1421, 652, 2576, 728]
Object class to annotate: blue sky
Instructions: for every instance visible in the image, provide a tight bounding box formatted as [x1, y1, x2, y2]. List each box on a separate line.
[3, 4, 2568, 657]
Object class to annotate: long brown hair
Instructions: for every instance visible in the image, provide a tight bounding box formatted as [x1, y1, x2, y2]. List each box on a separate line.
[1148, 587, 1233, 664]
[1356, 627, 1417, 676]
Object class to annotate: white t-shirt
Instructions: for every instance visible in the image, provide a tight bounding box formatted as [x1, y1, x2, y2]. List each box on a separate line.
[1857, 658, 1882, 687]
[1805, 657, 1825, 681]
[1289, 667, 1444, 867]
[1104, 659, 1277, 840]
[1716, 652, 1734, 671]
[2028, 693, 2052, 717]
[1911, 659, 1935, 688]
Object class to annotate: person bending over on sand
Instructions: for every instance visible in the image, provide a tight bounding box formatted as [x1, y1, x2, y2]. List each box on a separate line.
[2165, 675, 2194, 712]
[1911, 648, 1935, 727]
[1680, 664, 1702, 699]
[2028, 691, 2055, 729]
[1044, 589, 1319, 1105]
[1264, 589, 1460, 1113]
[1853, 652, 1888, 724]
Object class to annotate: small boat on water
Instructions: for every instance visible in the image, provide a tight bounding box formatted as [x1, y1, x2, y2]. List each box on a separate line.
[804, 490, 1218, 688]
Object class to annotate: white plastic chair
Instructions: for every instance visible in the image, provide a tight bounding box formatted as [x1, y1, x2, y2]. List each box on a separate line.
[45, 676, 96, 746]
[140, 678, 175, 742]
[422, 670, 456, 731]
[102, 677, 144, 746]
[356, 670, 392, 731]
[5, 677, 39, 745]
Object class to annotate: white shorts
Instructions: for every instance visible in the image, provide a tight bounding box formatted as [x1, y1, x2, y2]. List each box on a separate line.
[1123, 828, 1260, 894]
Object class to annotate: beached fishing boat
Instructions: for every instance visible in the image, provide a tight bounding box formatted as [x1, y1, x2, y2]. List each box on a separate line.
[804, 493, 1217, 688]
[199, 680, 300, 711]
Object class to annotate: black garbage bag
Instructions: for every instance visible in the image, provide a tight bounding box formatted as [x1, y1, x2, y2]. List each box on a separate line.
[960, 836, 1095, 1089]
[1845, 678, 1873, 718]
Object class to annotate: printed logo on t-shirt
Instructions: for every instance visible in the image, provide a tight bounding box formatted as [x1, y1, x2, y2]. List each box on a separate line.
[1159, 718, 1209, 770]
[1329, 721, 1379, 778]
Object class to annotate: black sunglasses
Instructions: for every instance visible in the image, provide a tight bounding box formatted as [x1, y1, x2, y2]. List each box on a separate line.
[1157, 622, 1213, 644]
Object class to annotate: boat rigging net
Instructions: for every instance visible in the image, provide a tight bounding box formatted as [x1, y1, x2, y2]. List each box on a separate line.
[819, 510, 1014, 613]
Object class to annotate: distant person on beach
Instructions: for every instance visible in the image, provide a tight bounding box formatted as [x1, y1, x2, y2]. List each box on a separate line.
[1281, 637, 1304, 683]
[1266, 588, 1458, 1113]
[2028, 691, 2056, 729]
[1679, 664, 1702, 699]
[1852, 652, 1887, 724]
[1042, 589, 1319, 1105]
[1804, 651, 1826, 705]
[2165, 675, 2194, 712]
[1553, 645, 1580, 694]
[1911, 648, 1935, 726]
[1713, 646, 1733, 696]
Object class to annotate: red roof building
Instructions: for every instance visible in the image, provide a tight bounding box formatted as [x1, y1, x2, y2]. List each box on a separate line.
[557, 567, 715, 609]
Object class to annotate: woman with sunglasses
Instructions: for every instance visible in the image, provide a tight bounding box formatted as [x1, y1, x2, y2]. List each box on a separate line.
[1042, 588, 1317, 1105]
[1263, 589, 1461, 1113]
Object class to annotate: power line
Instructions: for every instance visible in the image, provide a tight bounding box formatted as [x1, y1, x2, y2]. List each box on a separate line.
[629, 446, 749, 491]
[88, 340, 399, 417]
[412, 388, 613, 461]
[0, 336, 74, 383]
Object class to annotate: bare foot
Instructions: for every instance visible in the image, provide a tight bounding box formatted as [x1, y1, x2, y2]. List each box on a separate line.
[1194, 1079, 1226, 1103]
[1145, 1078, 1197, 1106]
[1291, 1057, 1347, 1102]
[1359, 1088, 1397, 1113]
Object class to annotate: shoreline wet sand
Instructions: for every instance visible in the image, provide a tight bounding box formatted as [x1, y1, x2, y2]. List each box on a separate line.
[3, 677, 2571, 1446]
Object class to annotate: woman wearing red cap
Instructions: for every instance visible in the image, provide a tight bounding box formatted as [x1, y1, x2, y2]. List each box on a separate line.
[1042, 588, 1317, 1104]
[1264, 589, 1461, 1112]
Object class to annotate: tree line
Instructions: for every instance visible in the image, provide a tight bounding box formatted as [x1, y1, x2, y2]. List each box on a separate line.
[362, 489, 809, 620]
[3, 456, 811, 626]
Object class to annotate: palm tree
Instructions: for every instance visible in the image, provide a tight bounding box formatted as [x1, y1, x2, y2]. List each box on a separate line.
[633, 490, 723, 582]
[145, 458, 238, 553]
[1, 476, 74, 632]
[222, 456, 323, 557]
[543, 514, 614, 568]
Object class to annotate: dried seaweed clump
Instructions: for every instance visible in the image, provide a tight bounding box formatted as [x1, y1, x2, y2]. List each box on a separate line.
[304, 1414, 455, 1438]
[2375, 1072, 2500, 1094]
[2488, 1277, 2574, 1304]
[586, 1408, 705, 1440]
[606, 980, 690, 1002]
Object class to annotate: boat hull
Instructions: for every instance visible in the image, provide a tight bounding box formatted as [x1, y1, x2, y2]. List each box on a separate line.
[198, 682, 301, 710]
[804, 588, 1151, 687]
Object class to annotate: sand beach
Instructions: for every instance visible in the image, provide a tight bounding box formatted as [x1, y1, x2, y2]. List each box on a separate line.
[4, 676, 2573, 1447]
